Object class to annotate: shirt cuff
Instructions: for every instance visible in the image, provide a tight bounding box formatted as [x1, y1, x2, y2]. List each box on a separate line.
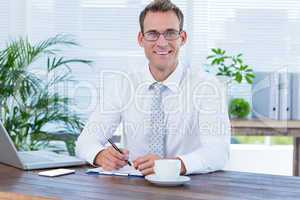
[177, 154, 198, 175]
[177, 150, 229, 175]
[177, 153, 215, 175]
[88, 146, 106, 166]
[76, 142, 106, 166]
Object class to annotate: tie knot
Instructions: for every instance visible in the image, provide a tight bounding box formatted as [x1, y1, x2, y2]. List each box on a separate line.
[150, 82, 166, 93]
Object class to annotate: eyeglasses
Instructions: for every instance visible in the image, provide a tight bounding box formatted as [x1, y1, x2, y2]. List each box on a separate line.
[143, 30, 181, 41]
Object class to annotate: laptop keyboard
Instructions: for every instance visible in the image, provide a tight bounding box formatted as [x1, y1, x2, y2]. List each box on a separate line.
[16, 150, 84, 169]
[18, 151, 63, 163]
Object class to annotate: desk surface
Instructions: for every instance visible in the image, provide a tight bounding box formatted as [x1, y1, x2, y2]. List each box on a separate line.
[1, 164, 300, 200]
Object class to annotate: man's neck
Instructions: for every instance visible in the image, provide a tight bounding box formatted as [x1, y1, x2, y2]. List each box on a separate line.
[149, 62, 178, 82]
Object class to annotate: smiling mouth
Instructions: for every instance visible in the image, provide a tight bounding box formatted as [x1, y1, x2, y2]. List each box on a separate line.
[154, 50, 172, 55]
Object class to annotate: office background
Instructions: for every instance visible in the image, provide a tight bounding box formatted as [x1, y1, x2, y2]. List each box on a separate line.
[1, 0, 299, 119]
[1, 0, 300, 175]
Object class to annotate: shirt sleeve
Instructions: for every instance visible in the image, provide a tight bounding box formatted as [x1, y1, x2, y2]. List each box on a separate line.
[178, 76, 231, 175]
[75, 72, 127, 165]
[75, 108, 121, 165]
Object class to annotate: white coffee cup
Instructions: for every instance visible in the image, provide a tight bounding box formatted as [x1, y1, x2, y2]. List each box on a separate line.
[154, 159, 181, 180]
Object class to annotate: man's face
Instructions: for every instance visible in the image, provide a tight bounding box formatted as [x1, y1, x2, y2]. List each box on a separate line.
[138, 11, 187, 71]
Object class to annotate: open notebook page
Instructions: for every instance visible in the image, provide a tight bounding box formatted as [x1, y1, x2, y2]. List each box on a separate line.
[86, 165, 143, 177]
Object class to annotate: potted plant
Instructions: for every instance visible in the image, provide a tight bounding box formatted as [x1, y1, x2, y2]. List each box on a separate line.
[229, 98, 251, 119]
[205, 48, 255, 84]
[0, 34, 92, 155]
[205, 48, 255, 109]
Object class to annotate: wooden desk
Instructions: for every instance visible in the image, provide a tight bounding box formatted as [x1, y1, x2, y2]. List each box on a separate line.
[231, 119, 300, 176]
[1, 164, 300, 200]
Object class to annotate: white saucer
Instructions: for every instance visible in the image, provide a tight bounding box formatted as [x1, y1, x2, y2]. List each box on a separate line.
[145, 174, 191, 186]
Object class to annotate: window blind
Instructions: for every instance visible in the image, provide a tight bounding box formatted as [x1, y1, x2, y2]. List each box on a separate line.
[1, 0, 299, 118]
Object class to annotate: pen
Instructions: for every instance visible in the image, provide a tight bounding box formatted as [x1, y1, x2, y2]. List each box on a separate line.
[107, 138, 132, 166]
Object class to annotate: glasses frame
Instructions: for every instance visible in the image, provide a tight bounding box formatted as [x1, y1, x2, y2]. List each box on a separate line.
[142, 29, 182, 41]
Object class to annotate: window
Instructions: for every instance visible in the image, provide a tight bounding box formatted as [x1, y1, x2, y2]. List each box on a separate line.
[2, 0, 300, 119]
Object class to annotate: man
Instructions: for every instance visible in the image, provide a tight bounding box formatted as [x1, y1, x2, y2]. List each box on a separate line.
[76, 0, 230, 175]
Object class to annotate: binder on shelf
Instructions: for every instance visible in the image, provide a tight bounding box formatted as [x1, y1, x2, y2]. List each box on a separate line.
[278, 72, 292, 120]
[252, 72, 279, 120]
[292, 73, 300, 120]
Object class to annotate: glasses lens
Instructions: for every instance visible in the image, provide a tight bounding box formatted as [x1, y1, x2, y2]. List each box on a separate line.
[164, 30, 179, 40]
[144, 31, 159, 41]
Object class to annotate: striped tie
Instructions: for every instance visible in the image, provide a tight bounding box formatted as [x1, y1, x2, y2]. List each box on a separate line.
[148, 82, 166, 157]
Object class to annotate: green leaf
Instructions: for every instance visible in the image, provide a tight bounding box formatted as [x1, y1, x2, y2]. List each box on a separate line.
[206, 55, 215, 59]
[234, 72, 243, 83]
[245, 76, 253, 84]
[246, 73, 255, 78]
[218, 67, 224, 72]
[211, 59, 218, 65]
[212, 48, 219, 54]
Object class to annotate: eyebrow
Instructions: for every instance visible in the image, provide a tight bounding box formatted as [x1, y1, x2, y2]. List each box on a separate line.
[144, 28, 179, 33]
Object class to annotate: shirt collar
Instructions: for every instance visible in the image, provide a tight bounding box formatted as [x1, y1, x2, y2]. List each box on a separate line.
[144, 61, 184, 93]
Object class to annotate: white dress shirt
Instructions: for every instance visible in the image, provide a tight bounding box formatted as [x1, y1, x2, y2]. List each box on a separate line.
[75, 62, 231, 175]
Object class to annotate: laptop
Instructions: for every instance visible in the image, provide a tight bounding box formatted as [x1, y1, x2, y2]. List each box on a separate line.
[0, 121, 86, 170]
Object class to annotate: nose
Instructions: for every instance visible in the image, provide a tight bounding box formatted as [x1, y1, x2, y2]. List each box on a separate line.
[156, 33, 168, 46]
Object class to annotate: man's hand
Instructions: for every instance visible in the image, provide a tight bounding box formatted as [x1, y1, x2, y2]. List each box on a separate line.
[133, 154, 187, 176]
[133, 154, 160, 176]
[94, 146, 129, 171]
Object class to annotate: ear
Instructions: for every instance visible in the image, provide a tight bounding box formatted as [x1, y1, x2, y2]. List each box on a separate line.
[137, 32, 144, 47]
[179, 31, 187, 46]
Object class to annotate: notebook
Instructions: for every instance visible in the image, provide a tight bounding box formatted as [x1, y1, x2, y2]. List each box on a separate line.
[86, 165, 143, 177]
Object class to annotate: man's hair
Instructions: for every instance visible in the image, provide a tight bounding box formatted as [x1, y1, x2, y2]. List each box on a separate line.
[139, 0, 184, 33]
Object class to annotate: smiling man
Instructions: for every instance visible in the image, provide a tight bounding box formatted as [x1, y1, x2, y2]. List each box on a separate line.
[76, 0, 231, 176]
[138, 9, 186, 82]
